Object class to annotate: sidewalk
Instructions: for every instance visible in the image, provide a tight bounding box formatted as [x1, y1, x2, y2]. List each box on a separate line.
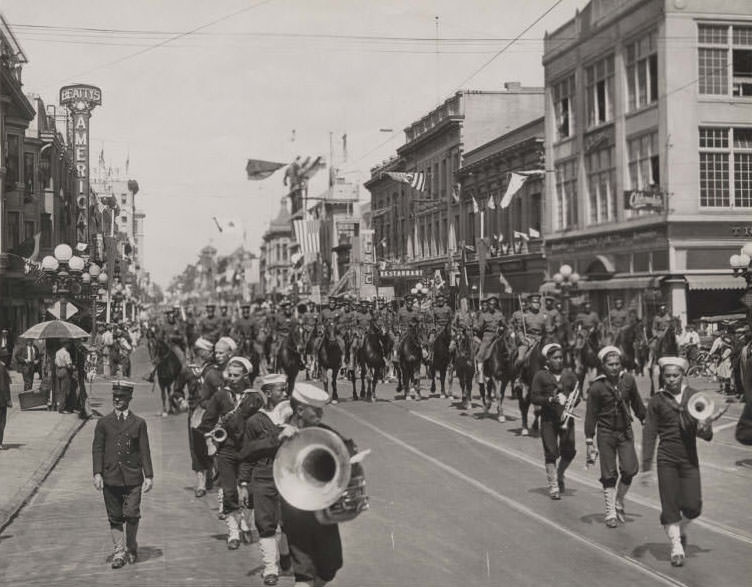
[0, 371, 95, 532]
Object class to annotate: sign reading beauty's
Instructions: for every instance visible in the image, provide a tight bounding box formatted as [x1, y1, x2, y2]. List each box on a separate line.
[59, 84, 101, 247]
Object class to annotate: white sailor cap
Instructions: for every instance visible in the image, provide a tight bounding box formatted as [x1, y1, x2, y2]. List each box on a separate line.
[292, 382, 329, 409]
[227, 356, 253, 373]
[541, 343, 562, 358]
[215, 336, 238, 353]
[657, 356, 689, 372]
[260, 373, 287, 391]
[193, 337, 214, 351]
[597, 345, 622, 363]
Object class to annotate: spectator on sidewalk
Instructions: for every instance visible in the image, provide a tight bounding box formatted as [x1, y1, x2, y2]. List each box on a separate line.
[15, 339, 39, 391]
[55, 342, 74, 413]
[0, 347, 11, 450]
[102, 325, 114, 378]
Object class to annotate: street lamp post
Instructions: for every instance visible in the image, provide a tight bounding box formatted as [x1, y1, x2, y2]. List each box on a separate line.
[552, 263, 580, 323]
[730, 242, 752, 325]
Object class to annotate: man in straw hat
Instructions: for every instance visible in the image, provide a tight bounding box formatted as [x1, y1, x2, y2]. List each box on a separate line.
[585, 345, 646, 528]
[92, 380, 154, 568]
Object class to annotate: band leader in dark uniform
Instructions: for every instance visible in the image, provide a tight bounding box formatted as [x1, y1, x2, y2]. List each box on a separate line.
[92, 380, 154, 569]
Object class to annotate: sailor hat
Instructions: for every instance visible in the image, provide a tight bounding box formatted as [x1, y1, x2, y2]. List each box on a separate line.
[541, 343, 562, 357]
[292, 382, 330, 409]
[597, 345, 622, 363]
[657, 356, 689, 372]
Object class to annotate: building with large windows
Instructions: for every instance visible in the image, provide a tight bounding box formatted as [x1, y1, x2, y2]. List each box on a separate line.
[542, 0, 752, 324]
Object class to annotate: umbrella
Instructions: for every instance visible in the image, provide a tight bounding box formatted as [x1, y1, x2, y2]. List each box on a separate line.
[20, 320, 90, 340]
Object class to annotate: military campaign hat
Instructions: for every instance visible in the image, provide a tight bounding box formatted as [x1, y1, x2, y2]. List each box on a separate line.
[528, 293, 541, 303]
[205, 303, 216, 309]
[240, 303, 251, 310]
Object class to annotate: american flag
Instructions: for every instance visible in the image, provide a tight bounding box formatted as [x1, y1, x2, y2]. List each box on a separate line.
[383, 171, 426, 192]
[293, 219, 321, 258]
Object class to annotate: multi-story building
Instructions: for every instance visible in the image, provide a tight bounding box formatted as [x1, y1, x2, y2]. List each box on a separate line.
[260, 198, 293, 298]
[455, 117, 546, 308]
[366, 85, 544, 298]
[543, 0, 752, 323]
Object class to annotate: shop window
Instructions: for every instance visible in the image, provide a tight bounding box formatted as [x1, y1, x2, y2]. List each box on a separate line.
[5, 134, 19, 187]
[615, 253, 630, 273]
[652, 250, 668, 271]
[633, 252, 650, 272]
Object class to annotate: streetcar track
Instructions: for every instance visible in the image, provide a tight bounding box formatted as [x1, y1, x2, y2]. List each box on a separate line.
[335, 406, 688, 587]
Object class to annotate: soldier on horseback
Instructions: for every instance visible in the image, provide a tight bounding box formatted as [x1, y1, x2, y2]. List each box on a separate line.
[574, 300, 601, 333]
[428, 293, 454, 351]
[232, 303, 256, 358]
[315, 297, 346, 359]
[271, 299, 301, 368]
[396, 295, 422, 347]
[544, 296, 564, 335]
[199, 303, 222, 343]
[514, 294, 547, 371]
[608, 298, 629, 337]
[146, 309, 188, 383]
[510, 297, 528, 334]
[649, 304, 674, 361]
[474, 296, 506, 394]
[349, 299, 372, 373]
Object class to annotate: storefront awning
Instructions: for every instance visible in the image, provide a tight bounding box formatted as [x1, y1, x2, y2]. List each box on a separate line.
[685, 275, 746, 291]
[575, 276, 656, 291]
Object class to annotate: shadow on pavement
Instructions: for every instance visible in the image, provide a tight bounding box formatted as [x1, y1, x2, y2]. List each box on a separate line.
[632, 541, 712, 562]
[0, 443, 25, 450]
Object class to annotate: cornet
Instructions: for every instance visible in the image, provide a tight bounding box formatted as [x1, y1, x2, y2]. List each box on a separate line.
[560, 381, 581, 426]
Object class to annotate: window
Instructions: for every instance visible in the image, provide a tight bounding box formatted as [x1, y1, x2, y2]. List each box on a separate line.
[698, 24, 752, 96]
[553, 75, 575, 140]
[425, 167, 433, 199]
[24, 221, 34, 242]
[586, 55, 614, 126]
[587, 146, 616, 224]
[627, 132, 660, 216]
[554, 159, 578, 230]
[529, 193, 542, 233]
[24, 153, 35, 193]
[626, 31, 658, 111]
[5, 134, 19, 187]
[121, 194, 128, 205]
[699, 126, 752, 208]
[7, 211, 20, 249]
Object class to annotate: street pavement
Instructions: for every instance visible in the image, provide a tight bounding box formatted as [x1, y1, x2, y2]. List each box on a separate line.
[1, 350, 750, 586]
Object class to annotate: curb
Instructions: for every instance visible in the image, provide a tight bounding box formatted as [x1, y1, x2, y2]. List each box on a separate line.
[0, 415, 89, 534]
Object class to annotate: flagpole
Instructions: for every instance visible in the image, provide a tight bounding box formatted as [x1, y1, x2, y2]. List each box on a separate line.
[479, 209, 484, 302]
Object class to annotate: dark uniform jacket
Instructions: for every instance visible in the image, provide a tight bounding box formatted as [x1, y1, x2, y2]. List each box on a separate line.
[397, 307, 421, 330]
[522, 310, 546, 336]
[431, 305, 453, 329]
[575, 311, 601, 331]
[585, 372, 646, 438]
[475, 310, 505, 337]
[188, 362, 223, 410]
[92, 411, 154, 486]
[609, 308, 629, 329]
[530, 368, 579, 423]
[642, 386, 713, 470]
[198, 387, 263, 453]
[239, 411, 282, 482]
[200, 315, 222, 342]
[0, 361, 11, 408]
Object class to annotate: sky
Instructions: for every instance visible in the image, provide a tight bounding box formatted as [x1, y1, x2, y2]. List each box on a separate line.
[4, 0, 589, 287]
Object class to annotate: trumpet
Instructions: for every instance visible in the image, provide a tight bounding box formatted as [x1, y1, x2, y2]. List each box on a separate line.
[273, 427, 370, 525]
[687, 392, 729, 423]
[560, 381, 581, 426]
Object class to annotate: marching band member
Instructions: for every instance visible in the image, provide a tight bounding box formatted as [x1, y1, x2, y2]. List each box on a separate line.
[530, 343, 578, 500]
[198, 356, 263, 549]
[187, 337, 223, 497]
[641, 356, 715, 567]
[239, 374, 293, 586]
[585, 346, 646, 528]
[278, 383, 360, 587]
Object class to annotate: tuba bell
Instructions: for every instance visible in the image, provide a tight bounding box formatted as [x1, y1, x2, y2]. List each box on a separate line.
[273, 427, 369, 524]
[687, 392, 715, 422]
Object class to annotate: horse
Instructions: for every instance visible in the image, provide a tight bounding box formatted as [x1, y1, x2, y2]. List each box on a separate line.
[397, 325, 425, 400]
[238, 336, 260, 388]
[276, 332, 303, 396]
[615, 321, 649, 375]
[516, 336, 546, 436]
[318, 323, 343, 402]
[353, 323, 386, 402]
[429, 323, 452, 398]
[256, 323, 273, 373]
[649, 323, 678, 396]
[153, 338, 187, 416]
[482, 328, 517, 423]
[453, 327, 475, 409]
[574, 326, 601, 392]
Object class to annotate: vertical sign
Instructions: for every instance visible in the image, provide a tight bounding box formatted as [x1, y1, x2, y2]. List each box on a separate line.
[59, 85, 102, 252]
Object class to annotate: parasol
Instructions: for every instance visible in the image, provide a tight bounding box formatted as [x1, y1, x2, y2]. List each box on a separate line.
[20, 320, 90, 340]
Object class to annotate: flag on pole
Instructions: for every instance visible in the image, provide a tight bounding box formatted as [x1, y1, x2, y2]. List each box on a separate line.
[472, 196, 479, 213]
[293, 219, 321, 259]
[451, 183, 461, 203]
[487, 193, 496, 210]
[529, 227, 541, 238]
[500, 169, 545, 209]
[383, 171, 426, 192]
[448, 220, 457, 253]
[514, 230, 530, 241]
[246, 159, 286, 180]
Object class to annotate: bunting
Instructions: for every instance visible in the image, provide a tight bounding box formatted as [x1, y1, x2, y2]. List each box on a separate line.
[529, 227, 541, 239]
[500, 169, 545, 209]
[246, 159, 286, 180]
[472, 196, 479, 214]
[293, 219, 321, 257]
[383, 171, 426, 192]
[487, 192, 496, 210]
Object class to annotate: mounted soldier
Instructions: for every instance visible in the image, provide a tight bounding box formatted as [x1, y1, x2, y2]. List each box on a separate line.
[316, 297, 346, 359]
[606, 297, 630, 344]
[474, 295, 506, 396]
[199, 303, 222, 343]
[349, 299, 372, 373]
[515, 293, 547, 371]
[429, 292, 454, 351]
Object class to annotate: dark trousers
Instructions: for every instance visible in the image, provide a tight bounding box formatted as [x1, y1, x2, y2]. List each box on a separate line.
[216, 450, 240, 514]
[21, 364, 34, 390]
[282, 500, 342, 583]
[657, 460, 702, 525]
[188, 415, 212, 472]
[55, 367, 71, 412]
[540, 418, 576, 464]
[252, 475, 280, 538]
[103, 484, 142, 555]
[0, 406, 7, 445]
[596, 428, 639, 487]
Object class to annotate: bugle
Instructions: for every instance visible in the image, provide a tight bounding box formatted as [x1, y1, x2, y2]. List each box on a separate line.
[561, 381, 581, 426]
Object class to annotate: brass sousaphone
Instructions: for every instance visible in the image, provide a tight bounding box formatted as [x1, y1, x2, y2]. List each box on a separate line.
[273, 427, 370, 524]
